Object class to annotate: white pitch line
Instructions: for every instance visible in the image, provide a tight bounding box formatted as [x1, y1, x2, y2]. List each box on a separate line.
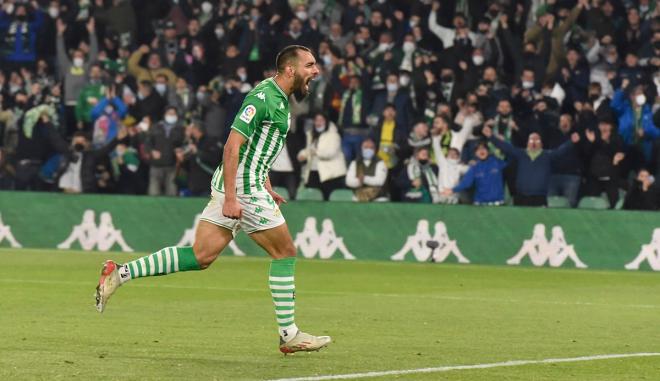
[267, 353, 660, 381]
[1, 278, 659, 310]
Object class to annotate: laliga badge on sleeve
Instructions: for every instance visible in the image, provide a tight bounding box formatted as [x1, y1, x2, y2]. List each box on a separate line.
[240, 105, 257, 124]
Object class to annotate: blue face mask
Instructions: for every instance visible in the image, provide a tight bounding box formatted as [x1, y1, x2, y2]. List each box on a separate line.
[362, 148, 375, 160]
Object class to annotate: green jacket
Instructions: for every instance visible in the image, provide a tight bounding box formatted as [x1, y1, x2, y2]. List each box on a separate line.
[75, 83, 105, 123]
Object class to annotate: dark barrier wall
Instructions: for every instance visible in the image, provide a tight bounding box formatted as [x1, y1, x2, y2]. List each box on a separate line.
[0, 191, 658, 271]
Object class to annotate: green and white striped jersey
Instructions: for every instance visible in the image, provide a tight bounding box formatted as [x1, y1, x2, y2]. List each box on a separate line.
[211, 77, 291, 195]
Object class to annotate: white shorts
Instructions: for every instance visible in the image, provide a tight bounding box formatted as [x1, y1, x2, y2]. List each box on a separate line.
[200, 188, 286, 235]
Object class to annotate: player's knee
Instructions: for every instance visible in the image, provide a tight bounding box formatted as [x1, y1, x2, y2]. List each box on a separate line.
[193, 243, 219, 269]
[275, 242, 296, 259]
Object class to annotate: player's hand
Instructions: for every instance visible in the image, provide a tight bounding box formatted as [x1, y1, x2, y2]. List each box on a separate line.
[222, 197, 242, 219]
[269, 190, 287, 206]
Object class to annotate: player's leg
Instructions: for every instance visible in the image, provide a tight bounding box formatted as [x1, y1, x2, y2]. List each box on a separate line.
[95, 221, 233, 312]
[249, 223, 331, 354]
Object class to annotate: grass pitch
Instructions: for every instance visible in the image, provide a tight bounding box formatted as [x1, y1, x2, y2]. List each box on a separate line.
[1, 248, 659, 381]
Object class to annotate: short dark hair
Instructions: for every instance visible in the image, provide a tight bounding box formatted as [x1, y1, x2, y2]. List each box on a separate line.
[275, 45, 312, 73]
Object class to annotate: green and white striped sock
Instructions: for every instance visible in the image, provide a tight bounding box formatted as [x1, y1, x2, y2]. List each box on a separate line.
[269, 257, 299, 342]
[119, 246, 200, 283]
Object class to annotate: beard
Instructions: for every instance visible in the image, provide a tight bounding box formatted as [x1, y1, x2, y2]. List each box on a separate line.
[292, 73, 309, 101]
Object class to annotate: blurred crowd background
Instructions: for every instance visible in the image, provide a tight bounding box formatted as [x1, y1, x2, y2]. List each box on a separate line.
[0, 0, 659, 210]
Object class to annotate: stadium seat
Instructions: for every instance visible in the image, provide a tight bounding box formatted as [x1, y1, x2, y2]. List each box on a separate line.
[547, 196, 570, 208]
[577, 196, 609, 210]
[272, 186, 290, 200]
[296, 187, 324, 201]
[329, 189, 355, 202]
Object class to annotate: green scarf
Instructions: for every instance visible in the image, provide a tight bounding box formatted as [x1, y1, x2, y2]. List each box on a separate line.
[339, 90, 362, 126]
[526, 149, 542, 161]
[23, 105, 58, 139]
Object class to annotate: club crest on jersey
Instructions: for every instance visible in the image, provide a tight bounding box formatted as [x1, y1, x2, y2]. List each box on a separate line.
[240, 105, 257, 123]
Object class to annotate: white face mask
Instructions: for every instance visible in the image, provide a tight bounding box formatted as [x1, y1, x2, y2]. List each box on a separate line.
[322, 54, 332, 66]
[165, 115, 178, 124]
[362, 148, 375, 160]
[522, 80, 534, 90]
[73, 57, 84, 67]
[6, 4, 14, 14]
[295, 11, 308, 21]
[201, 2, 212, 14]
[138, 121, 149, 131]
[155, 83, 167, 95]
[314, 125, 325, 133]
[48, 7, 59, 18]
[196, 92, 205, 102]
[472, 55, 484, 66]
[386, 83, 398, 92]
[378, 43, 391, 52]
[402, 41, 415, 54]
[635, 94, 646, 106]
[448, 158, 459, 165]
[215, 28, 224, 39]
[399, 76, 410, 87]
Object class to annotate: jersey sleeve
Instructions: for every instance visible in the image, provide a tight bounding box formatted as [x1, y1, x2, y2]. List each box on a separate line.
[231, 95, 268, 139]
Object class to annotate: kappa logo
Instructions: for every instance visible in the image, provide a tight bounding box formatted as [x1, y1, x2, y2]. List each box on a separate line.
[177, 214, 245, 256]
[256, 92, 266, 101]
[294, 217, 356, 260]
[58, 210, 133, 252]
[239, 105, 257, 124]
[279, 102, 284, 110]
[625, 228, 660, 271]
[507, 224, 587, 268]
[391, 220, 469, 263]
[0, 213, 22, 248]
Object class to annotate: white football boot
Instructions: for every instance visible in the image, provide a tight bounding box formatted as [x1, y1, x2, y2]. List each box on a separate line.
[95, 260, 122, 313]
[279, 331, 332, 355]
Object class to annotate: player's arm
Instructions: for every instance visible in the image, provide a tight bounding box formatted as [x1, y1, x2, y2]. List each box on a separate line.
[265, 176, 287, 206]
[222, 130, 246, 219]
[222, 95, 266, 219]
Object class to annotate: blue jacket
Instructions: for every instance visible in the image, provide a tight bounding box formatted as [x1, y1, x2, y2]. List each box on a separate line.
[91, 97, 128, 147]
[453, 156, 507, 204]
[491, 137, 573, 196]
[611, 89, 659, 162]
[0, 10, 44, 63]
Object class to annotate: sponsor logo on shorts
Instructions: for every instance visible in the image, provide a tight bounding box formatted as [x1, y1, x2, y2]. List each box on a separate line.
[259, 217, 269, 225]
[239, 105, 257, 123]
[255, 206, 264, 214]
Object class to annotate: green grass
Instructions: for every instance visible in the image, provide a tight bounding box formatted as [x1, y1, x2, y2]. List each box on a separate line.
[0, 248, 659, 381]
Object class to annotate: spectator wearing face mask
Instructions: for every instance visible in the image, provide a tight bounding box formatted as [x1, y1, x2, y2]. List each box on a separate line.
[370, 104, 407, 170]
[432, 130, 468, 204]
[75, 63, 106, 131]
[485, 125, 581, 207]
[145, 106, 185, 196]
[371, 73, 414, 132]
[399, 147, 440, 203]
[524, 1, 587, 78]
[612, 79, 659, 170]
[56, 18, 98, 135]
[623, 168, 659, 210]
[134, 80, 167, 122]
[297, 113, 347, 201]
[128, 45, 177, 86]
[346, 138, 389, 202]
[90, 86, 127, 148]
[582, 121, 626, 208]
[338, 75, 367, 162]
[442, 141, 507, 205]
[13, 95, 69, 191]
[0, 2, 45, 71]
[428, 2, 477, 49]
[57, 127, 127, 194]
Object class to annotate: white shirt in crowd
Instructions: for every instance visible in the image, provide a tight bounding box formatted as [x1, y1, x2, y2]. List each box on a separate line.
[345, 159, 388, 188]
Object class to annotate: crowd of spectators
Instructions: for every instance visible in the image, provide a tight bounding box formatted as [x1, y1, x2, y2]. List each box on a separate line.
[0, 0, 659, 210]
